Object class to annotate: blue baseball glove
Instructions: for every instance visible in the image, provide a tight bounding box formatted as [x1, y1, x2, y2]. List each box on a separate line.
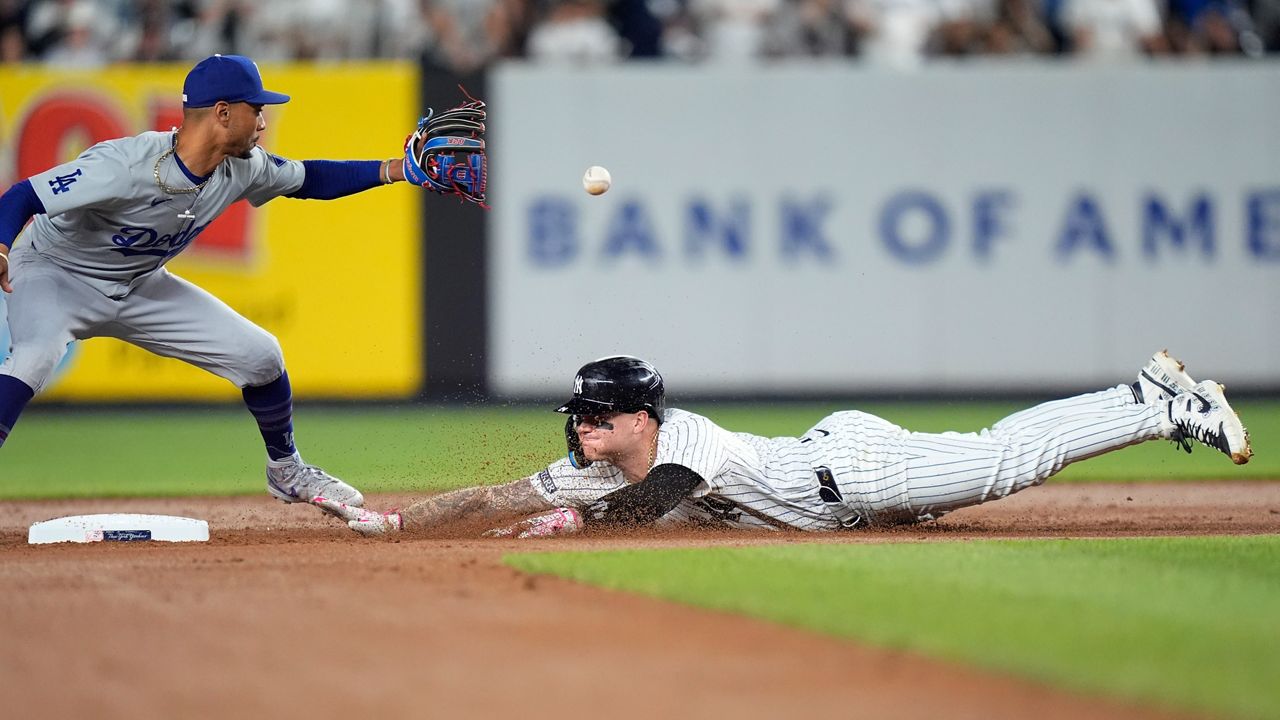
[403, 93, 487, 207]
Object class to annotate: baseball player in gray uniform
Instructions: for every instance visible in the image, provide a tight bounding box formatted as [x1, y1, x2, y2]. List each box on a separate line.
[314, 352, 1252, 537]
[0, 54, 484, 507]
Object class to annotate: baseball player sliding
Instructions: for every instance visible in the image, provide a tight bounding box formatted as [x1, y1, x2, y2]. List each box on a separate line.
[316, 352, 1253, 537]
[0, 54, 485, 506]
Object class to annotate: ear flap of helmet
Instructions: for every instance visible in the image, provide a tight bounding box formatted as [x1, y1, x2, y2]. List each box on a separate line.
[566, 416, 592, 469]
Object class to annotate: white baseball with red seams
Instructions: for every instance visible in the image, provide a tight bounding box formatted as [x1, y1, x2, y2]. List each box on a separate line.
[582, 166, 611, 195]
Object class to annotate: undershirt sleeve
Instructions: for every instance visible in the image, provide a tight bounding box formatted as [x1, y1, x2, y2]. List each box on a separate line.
[579, 463, 705, 527]
[0, 180, 46, 250]
[287, 159, 384, 200]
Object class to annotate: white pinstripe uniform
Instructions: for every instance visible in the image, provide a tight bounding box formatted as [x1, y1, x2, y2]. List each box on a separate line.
[530, 385, 1162, 530]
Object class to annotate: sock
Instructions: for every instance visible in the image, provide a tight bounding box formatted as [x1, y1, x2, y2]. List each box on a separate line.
[242, 371, 297, 461]
[0, 375, 36, 448]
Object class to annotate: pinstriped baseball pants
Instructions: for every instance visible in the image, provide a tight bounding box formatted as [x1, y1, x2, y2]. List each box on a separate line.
[844, 385, 1163, 524]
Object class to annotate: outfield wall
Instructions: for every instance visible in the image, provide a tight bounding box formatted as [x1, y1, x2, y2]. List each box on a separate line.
[488, 62, 1280, 396]
[2, 61, 1278, 402]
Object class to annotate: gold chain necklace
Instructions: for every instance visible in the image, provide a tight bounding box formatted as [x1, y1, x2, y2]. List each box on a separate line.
[153, 132, 211, 195]
[647, 431, 658, 471]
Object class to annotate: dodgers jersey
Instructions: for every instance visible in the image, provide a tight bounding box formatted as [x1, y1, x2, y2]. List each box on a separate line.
[530, 408, 907, 531]
[21, 131, 304, 298]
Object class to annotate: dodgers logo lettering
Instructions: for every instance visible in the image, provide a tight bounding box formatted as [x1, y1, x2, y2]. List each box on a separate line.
[111, 220, 212, 257]
[49, 168, 83, 194]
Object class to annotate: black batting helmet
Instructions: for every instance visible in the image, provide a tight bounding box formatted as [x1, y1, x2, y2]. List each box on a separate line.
[555, 355, 666, 422]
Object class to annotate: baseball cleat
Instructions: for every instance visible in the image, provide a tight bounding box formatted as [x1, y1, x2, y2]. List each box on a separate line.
[266, 453, 364, 506]
[1135, 350, 1197, 405]
[1165, 381, 1252, 465]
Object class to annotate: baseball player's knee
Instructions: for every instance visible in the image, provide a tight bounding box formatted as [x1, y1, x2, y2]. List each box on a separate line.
[0, 340, 67, 394]
[235, 331, 285, 387]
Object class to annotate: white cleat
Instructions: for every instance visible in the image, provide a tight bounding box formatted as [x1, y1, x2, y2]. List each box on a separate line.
[1136, 350, 1197, 405]
[266, 452, 365, 506]
[1165, 381, 1253, 465]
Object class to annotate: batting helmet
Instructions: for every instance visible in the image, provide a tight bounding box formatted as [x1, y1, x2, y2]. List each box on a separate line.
[555, 355, 666, 422]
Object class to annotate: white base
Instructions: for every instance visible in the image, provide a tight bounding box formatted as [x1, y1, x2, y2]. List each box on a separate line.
[28, 513, 209, 544]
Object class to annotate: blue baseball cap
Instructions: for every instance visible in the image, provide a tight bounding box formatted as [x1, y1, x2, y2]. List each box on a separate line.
[182, 54, 290, 108]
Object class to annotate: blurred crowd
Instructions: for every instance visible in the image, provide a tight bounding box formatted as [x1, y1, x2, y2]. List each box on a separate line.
[0, 0, 1276, 70]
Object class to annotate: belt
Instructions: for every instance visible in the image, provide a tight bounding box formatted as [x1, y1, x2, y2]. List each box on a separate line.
[815, 466, 862, 529]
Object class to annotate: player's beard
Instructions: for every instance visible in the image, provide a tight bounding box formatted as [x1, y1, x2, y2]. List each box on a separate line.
[579, 435, 633, 465]
[234, 135, 258, 160]
[578, 437, 611, 463]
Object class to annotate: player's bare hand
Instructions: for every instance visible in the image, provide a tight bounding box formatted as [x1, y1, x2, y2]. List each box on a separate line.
[0, 253, 11, 293]
[313, 496, 403, 536]
[483, 507, 583, 539]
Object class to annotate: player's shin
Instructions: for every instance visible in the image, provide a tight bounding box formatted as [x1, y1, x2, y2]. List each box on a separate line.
[242, 370, 296, 460]
[0, 374, 36, 447]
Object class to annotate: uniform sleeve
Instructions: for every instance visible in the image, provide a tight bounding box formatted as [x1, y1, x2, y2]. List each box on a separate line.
[653, 415, 730, 497]
[241, 148, 306, 207]
[27, 141, 130, 217]
[528, 457, 628, 507]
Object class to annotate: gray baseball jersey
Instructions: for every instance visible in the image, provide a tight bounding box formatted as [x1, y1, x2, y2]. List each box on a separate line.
[23, 130, 302, 298]
[530, 388, 1163, 531]
[2, 130, 305, 392]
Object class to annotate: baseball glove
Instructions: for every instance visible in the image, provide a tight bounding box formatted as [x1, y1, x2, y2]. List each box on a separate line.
[403, 92, 487, 206]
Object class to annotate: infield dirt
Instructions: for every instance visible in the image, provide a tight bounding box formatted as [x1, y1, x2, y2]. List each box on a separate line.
[4, 481, 1278, 720]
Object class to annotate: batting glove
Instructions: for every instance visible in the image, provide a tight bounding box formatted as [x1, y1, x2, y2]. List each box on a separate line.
[484, 507, 583, 539]
[313, 496, 403, 537]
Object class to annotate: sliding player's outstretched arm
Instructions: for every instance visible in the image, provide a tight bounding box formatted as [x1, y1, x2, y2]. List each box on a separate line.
[399, 477, 552, 528]
[314, 476, 553, 536]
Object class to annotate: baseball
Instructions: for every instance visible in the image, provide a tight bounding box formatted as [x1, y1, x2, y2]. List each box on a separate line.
[582, 166, 611, 196]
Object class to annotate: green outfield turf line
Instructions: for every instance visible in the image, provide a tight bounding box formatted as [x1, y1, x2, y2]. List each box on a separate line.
[508, 536, 1280, 720]
[1, 400, 1275, 499]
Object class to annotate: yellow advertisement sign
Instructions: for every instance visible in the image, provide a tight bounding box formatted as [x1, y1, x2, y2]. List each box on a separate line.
[0, 62, 421, 400]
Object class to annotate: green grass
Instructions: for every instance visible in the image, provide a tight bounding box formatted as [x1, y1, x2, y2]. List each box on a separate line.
[2, 399, 1276, 499]
[508, 536, 1280, 720]
[0, 405, 564, 499]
